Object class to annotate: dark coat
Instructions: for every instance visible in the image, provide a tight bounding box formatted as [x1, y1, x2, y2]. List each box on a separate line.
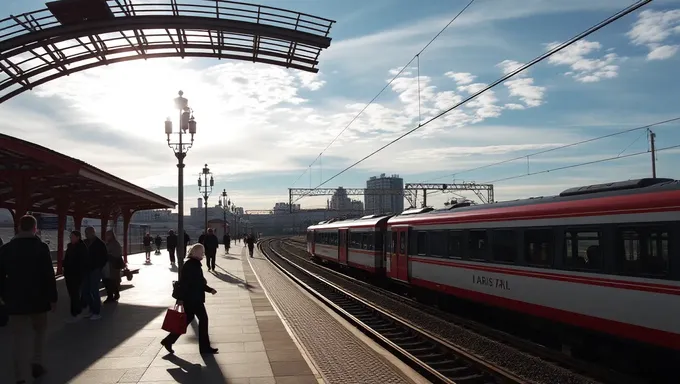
[85, 237, 108, 271]
[178, 258, 214, 303]
[198, 234, 206, 245]
[63, 240, 88, 281]
[0, 234, 57, 315]
[154, 236, 162, 246]
[184, 233, 190, 245]
[223, 234, 230, 244]
[204, 234, 219, 255]
[167, 234, 178, 250]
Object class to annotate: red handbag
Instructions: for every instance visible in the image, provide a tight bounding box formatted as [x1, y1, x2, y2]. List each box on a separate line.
[161, 305, 187, 335]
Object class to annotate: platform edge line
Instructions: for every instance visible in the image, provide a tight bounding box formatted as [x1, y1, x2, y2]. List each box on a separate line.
[245, 247, 328, 384]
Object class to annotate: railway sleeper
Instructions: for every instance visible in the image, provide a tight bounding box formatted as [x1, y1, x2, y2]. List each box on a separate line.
[390, 334, 420, 344]
[396, 340, 430, 349]
[441, 372, 489, 384]
[383, 330, 411, 338]
[412, 351, 448, 361]
[371, 322, 397, 330]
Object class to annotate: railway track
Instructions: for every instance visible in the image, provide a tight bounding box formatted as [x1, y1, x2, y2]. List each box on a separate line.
[267, 238, 646, 384]
[259, 238, 524, 384]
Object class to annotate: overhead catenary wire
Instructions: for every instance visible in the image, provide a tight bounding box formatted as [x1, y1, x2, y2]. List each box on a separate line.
[289, 0, 477, 188]
[485, 143, 680, 184]
[424, 116, 680, 183]
[292, 0, 652, 204]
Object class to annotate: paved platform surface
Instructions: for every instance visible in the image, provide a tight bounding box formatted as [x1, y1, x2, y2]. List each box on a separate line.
[0, 242, 321, 384]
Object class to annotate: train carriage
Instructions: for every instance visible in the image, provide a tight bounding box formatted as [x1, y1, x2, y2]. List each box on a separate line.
[385, 178, 680, 351]
[308, 215, 391, 274]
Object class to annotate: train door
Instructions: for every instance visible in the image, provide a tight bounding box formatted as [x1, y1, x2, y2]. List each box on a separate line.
[338, 229, 348, 264]
[309, 230, 315, 254]
[395, 226, 409, 282]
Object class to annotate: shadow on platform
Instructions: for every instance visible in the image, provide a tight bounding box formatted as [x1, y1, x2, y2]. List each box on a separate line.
[41, 303, 165, 383]
[211, 267, 253, 291]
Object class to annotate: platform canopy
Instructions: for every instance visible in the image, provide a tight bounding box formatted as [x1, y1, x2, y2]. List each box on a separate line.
[0, 133, 175, 220]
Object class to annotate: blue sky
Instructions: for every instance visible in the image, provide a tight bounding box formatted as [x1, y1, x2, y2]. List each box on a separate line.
[1, 0, 680, 211]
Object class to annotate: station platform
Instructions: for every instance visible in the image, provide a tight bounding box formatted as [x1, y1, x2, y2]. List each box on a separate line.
[0, 242, 426, 384]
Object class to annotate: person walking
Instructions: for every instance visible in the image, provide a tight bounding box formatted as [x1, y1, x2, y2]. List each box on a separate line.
[143, 233, 152, 263]
[222, 233, 231, 253]
[83, 226, 107, 321]
[198, 231, 206, 245]
[63, 230, 87, 322]
[103, 230, 124, 304]
[154, 234, 162, 255]
[204, 228, 219, 271]
[166, 230, 178, 267]
[0, 214, 58, 383]
[160, 243, 218, 355]
[246, 234, 255, 258]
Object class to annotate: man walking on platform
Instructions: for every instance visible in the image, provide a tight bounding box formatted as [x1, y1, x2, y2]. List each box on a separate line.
[204, 228, 219, 271]
[222, 232, 230, 252]
[83, 226, 107, 321]
[246, 234, 255, 258]
[166, 230, 178, 267]
[0, 214, 57, 383]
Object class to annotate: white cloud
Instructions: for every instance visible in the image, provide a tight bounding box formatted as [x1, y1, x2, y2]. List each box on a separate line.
[545, 40, 621, 83]
[445, 72, 476, 85]
[496, 60, 545, 108]
[627, 9, 680, 60]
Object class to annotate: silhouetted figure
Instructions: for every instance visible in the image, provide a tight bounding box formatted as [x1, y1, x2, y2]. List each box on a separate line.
[63, 230, 87, 321]
[198, 232, 206, 245]
[0, 215, 57, 382]
[204, 229, 219, 271]
[154, 235, 162, 255]
[83, 226, 107, 321]
[103, 230, 124, 303]
[246, 234, 255, 258]
[222, 233, 230, 252]
[167, 230, 178, 267]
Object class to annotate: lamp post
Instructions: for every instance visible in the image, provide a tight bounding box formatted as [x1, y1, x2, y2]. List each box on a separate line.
[198, 164, 214, 235]
[166, 90, 196, 277]
[218, 189, 231, 238]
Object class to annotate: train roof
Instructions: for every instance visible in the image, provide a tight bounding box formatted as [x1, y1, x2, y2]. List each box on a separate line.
[308, 214, 392, 230]
[388, 178, 680, 225]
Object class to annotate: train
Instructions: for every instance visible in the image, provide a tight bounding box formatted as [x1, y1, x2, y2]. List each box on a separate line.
[307, 178, 680, 354]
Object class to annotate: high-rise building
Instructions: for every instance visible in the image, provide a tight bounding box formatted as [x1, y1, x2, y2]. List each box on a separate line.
[330, 187, 354, 211]
[365, 173, 404, 214]
[197, 198, 203, 209]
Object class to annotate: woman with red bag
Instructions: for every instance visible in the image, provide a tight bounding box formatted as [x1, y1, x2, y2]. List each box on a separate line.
[160, 243, 218, 355]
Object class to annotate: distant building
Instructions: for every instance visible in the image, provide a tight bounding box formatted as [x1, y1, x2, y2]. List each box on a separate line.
[329, 187, 353, 211]
[273, 202, 300, 214]
[365, 173, 404, 214]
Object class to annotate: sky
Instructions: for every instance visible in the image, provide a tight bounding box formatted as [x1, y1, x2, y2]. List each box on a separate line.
[1, 0, 680, 212]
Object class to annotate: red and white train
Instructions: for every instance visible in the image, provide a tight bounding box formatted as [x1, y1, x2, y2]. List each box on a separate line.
[307, 178, 680, 352]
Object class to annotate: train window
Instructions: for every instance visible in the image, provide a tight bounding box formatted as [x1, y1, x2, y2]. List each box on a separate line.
[492, 230, 517, 263]
[350, 233, 361, 249]
[385, 231, 392, 253]
[564, 231, 601, 271]
[615, 228, 669, 277]
[416, 231, 428, 255]
[330, 232, 337, 246]
[393, 231, 398, 254]
[399, 232, 407, 254]
[447, 231, 462, 259]
[524, 229, 554, 267]
[429, 231, 447, 258]
[468, 230, 487, 260]
[376, 232, 384, 251]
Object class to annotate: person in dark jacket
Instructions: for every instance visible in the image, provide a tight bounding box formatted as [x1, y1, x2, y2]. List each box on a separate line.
[83, 226, 107, 320]
[198, 231, 206, 245]
[63, 230, 88, 321]
[203, 228, 219, 271]
[154, 234, 162, 255]
[166, 230, 178, 267]
[222, 233, 231, 252]
[0, 215, 57, 383]
[184, 232, 190, 247]
[143, 233, 152, 263]
[246, 234, 255, 258]
[160, 243, 218, 355]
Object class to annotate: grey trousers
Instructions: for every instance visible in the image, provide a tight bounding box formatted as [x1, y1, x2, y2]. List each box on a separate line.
[9, 312, 48, 382]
